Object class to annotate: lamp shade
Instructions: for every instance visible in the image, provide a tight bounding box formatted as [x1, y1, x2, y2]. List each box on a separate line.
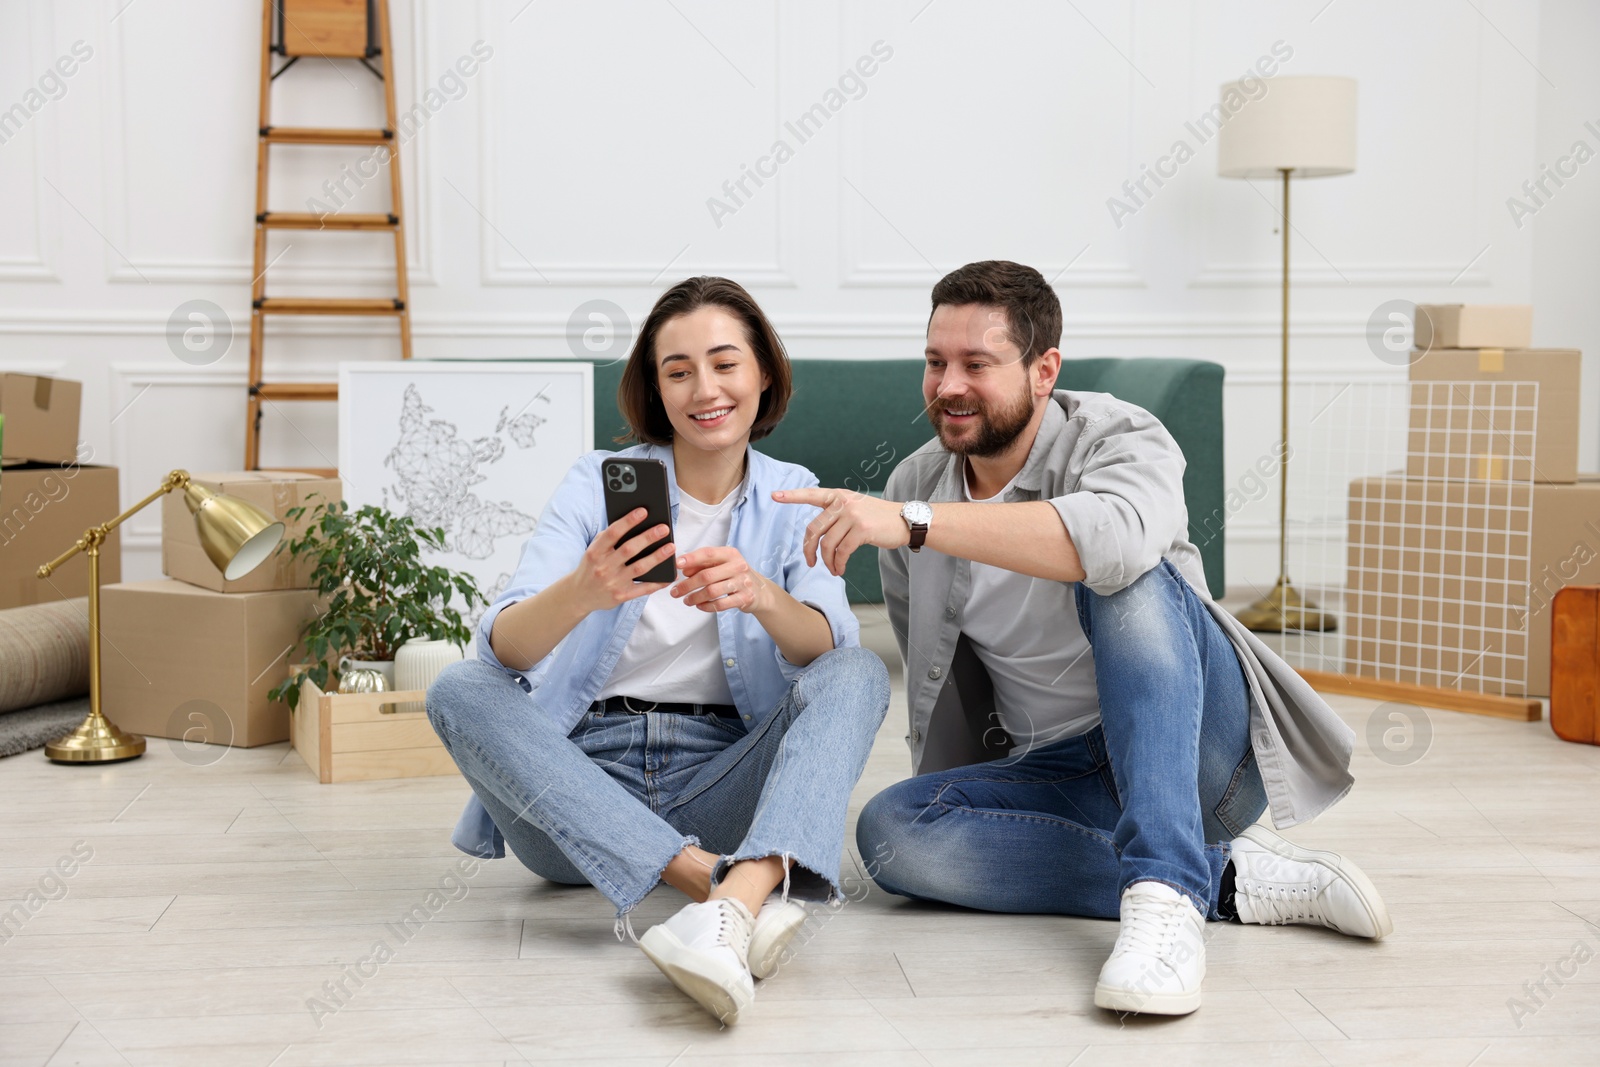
[1217, 75, 1356, 179]
[181, 482, 286, 581]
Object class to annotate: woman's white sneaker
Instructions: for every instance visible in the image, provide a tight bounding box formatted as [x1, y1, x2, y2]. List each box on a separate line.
[1093, 881, 1207, 1015]
[1230, 825, 1393, 939]
[747, 892, 810, 980]
[638, 898, 756, 1024]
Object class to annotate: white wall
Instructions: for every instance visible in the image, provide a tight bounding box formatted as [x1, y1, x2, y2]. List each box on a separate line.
[1, 0, 1586, 597]
[1533, 0, 1600, 470]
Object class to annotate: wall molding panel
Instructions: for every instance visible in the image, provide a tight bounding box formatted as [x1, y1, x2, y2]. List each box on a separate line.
[1, 0, 1571, 593]
[0, 0, 62, 282]
[98, 0, 437, 287]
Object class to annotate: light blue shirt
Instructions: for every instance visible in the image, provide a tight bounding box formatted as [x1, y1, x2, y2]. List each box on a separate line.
[451, 442, 860, 858]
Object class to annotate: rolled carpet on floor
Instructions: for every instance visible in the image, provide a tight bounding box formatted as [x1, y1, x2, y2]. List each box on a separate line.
[0, 597, 92, 756]
[0, 596, 91, 713]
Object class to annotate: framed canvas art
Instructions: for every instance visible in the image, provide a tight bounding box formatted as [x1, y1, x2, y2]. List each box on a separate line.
[338, 361, 594, 651]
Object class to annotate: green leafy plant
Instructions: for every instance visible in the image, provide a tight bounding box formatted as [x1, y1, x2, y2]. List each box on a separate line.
[267, 491, 489, 710]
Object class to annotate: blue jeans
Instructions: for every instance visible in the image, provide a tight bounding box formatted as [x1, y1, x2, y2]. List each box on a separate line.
[856, 560, 1267, 920]
[426, 646, 889, 916]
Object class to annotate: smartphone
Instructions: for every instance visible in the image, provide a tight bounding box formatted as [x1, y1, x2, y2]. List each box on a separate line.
[600, 458, 676, 584]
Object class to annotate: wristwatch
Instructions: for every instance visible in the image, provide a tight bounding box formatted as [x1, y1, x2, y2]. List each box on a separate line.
[900, 500, 932, 553]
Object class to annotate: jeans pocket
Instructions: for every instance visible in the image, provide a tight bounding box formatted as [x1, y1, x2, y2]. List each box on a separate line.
[1214, 745, 1269, 839]
[698, 712, 747, 738]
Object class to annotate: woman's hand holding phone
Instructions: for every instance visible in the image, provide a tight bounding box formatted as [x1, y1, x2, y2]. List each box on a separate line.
[569, 508, 677, 613]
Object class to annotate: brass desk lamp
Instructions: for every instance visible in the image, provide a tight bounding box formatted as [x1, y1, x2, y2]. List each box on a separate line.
[35, 469, 285, 763]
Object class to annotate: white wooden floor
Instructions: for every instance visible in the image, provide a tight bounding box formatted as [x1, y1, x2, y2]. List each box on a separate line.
[3, 607, 1599, 1066]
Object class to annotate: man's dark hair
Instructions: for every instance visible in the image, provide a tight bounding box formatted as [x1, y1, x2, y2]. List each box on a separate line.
[929, 260, 1062, 367]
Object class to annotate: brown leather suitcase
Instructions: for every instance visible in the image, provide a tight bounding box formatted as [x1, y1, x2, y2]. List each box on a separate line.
[1551, 587, 1600, 744]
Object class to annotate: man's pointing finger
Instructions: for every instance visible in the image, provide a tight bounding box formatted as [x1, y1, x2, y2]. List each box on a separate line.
[772, 487, 834, 507]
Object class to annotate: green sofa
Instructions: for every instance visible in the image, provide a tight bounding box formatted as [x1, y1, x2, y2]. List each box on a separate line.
[584, 358, 1225, 601]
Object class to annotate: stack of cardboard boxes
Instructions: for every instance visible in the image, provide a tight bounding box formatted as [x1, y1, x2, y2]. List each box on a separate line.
[0, 374, 120, 608]
[2, 373, 337, 748]
[1345, 305, 1600, 697]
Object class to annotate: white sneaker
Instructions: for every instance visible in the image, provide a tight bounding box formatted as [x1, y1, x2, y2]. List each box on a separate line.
[638, 898, 756, 1024]
[1230, 825, 1393, 939]
[747, 892, 810, 980]
[1093, 881, 1207, 1015]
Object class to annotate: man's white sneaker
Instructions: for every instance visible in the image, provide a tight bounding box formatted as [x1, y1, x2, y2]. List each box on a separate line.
[747, 892, 810, 980]
[1230, 825, 1393, 939]
[1093, 881, 1207, 1015]
[638, 898, 756, 1024]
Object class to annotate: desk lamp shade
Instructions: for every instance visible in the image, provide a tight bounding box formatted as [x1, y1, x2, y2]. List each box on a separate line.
[183, 482, 287, 581]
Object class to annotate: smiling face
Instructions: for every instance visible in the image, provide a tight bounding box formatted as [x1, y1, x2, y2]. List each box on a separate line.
[923, 303, 1048, 457]
[653, 305, 772, 456]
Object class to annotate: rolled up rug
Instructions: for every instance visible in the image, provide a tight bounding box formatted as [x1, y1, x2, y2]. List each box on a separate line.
[0, 597, 90, 714]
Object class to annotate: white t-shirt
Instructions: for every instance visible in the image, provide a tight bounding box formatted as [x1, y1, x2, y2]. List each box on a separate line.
[960, 463, 1101, 753]
[596, 481, 741, 705]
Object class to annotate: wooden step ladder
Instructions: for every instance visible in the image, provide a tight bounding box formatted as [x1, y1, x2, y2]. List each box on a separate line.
[247, 0, 411, 475]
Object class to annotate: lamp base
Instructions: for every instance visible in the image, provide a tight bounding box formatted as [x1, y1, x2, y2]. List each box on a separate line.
[45, 710, 146, 763]
[1236, 579, 1338, 633]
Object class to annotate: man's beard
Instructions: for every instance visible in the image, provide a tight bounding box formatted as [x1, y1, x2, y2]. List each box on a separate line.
[929, 384, 1035, 458]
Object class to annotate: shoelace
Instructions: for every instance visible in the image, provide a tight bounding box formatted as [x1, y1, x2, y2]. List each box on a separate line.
[712, 898, 755, 951]
[1238, 879, 1323, 926]
[1113, 892, 1193, 962]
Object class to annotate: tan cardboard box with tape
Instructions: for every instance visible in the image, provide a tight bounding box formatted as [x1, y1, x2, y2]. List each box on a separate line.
[99, 579, 327, 747]
[0, 462, 121, 610]
[1345, 474, 1600, 697]
[162, 471, 341, 593]
[1407, 348, 1581, 485]
[1413, 304, 1533, 351]
[0, 374, 82, 466]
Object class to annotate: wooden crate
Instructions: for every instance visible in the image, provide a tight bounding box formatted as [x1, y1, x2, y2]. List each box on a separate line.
[292, 670, 458, 783]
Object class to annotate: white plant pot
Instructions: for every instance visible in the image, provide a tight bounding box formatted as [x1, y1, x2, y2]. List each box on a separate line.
[394, 637, 465, 711]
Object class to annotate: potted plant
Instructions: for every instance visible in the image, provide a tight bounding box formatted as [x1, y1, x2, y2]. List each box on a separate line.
[268, 491, 489, 710]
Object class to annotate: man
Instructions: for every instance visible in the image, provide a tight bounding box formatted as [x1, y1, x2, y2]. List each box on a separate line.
[773, 260, 1389, 1016]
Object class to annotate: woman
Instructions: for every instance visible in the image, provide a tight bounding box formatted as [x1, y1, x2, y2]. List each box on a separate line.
[425, 276, 890, 1025]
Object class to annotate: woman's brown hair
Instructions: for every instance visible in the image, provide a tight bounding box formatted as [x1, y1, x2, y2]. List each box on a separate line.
[616, 276, 792, 445]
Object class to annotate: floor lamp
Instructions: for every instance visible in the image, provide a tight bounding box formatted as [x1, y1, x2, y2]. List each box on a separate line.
[35, 470, 285, 763]
[1219, 75, 1357, 633]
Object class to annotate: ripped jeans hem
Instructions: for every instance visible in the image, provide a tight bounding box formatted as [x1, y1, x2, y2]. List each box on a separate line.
[612, 834, 703, 942]
[709, 848, 844, 909]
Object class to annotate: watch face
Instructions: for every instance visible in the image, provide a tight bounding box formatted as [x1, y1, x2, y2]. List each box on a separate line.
[903, 501, 932, 525]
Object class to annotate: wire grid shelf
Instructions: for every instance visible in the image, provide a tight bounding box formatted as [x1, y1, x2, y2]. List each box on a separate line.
[1260, 378, 1538, 697]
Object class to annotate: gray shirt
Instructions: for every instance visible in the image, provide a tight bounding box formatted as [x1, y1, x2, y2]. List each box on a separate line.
[880, 389, 1355, 828]
[960, 464, 1100, 752]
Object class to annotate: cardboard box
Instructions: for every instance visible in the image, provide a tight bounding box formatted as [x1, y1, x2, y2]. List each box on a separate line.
[1345, 475, 1600, 696]
[0, 463, 121, 609]
[162, 471, 341, 593]
[1414, 304, 1533, 351]
[99, 579, 325, 747]
[0, 374, 82, 465]
[292, 670, 457, 783]
[1407, 348, 1581, 485]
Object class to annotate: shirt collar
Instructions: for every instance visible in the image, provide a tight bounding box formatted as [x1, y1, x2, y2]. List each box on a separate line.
[1010, 396, 1068, 493]
[645, 441, 754, 509]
